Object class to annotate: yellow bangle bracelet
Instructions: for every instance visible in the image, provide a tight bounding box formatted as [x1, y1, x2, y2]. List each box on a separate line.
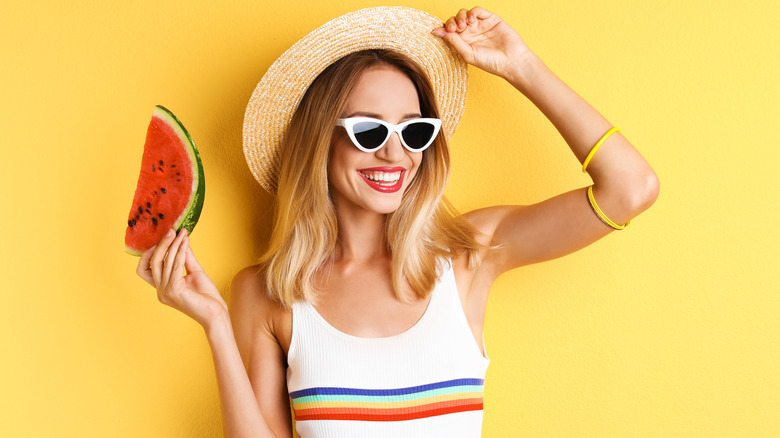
[587, 185, 630, 230]
[582, 127, 620, 173]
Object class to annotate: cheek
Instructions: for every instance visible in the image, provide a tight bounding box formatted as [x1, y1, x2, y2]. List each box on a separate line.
[328, 133, 347, 169]
[328, 135, 360, 182]
[406, 152, 425, 184]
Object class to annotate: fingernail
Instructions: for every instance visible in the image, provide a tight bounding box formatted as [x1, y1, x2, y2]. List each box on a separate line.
[167, 229, 174, 237]
[431, 28, 444, 37]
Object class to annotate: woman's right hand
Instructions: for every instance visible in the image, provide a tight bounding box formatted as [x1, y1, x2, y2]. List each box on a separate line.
[137, 228, 228, 329]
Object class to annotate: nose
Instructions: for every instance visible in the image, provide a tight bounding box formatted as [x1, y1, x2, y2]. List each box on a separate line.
[375, 132, 405, 162]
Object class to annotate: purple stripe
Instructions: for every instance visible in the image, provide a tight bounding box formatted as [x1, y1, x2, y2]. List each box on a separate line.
[289, 378, 484, 399]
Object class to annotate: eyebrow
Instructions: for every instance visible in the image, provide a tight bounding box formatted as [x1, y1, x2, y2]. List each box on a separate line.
[343, 111, 422, 121]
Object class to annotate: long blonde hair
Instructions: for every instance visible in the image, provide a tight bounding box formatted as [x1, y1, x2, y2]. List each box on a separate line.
[261, 50, 483, 306]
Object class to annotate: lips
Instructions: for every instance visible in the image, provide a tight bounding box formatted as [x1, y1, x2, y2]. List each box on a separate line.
[358, 167, 406, 193]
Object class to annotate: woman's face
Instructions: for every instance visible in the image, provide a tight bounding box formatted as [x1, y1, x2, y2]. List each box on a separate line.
[328, 66, 424, 216]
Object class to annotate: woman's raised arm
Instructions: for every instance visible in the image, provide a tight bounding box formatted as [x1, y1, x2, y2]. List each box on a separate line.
[434, 7, 659, 276]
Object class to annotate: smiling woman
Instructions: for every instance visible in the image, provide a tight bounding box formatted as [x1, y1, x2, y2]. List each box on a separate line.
[329, 67, 432, 211]
[263, 50, 483, 311]
[135, 5, 657, 438]
[323, 67, 426, 214]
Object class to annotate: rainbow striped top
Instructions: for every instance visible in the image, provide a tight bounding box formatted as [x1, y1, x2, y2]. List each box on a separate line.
[290, 378, 484, 422]
[287, 260, 490, 437]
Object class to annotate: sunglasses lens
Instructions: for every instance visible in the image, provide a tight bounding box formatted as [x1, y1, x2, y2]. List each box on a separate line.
[352, 121, 388, 150]
[402, 122, 436, 150]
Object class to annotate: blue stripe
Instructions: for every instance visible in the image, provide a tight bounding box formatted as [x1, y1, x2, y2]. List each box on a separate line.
[289, 378, 484, 399]
[292, 385, 485, 405]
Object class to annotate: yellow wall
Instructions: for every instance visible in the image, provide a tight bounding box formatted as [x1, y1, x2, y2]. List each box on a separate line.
[2, 1, 777, 436]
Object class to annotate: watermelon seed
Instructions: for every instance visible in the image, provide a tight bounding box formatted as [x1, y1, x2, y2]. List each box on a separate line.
[159, 160, 164, 166]
[152, 165, 156, 172]
[132, 219, 137, 226]
[128, 220, 133, 227]
[138, 206, 143, 214]
[177, 179, 181, 182]
[176, 172, 180, 175]
[152, 218, 158, 225]
[171, 164, 176, 168]
[135, 214, 140, 220]
[161, 188, 167, 194]
[154, 190, 158, 195]
[146, 202, 151, 208]
[145, 209, 151, 214]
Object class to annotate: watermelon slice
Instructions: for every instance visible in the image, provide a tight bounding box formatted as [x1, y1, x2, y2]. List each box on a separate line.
[125, 105, 205, 256]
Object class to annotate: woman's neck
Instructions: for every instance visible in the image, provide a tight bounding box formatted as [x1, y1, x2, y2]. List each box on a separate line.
[332, 208, 389, 264]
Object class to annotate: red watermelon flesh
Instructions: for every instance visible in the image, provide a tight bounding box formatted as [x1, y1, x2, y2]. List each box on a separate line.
[125, 106, 205, 256]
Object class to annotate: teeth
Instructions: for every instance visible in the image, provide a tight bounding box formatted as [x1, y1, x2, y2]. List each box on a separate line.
[360, 171, 401, 183]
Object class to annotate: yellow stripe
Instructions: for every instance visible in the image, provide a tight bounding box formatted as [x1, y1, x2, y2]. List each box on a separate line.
[294, 391, 484, 411]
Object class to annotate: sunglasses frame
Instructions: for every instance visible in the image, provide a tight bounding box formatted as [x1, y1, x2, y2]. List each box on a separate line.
[335, 117, 442, 153]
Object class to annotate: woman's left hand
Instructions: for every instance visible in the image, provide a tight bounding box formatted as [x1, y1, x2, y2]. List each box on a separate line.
[433, 7, 532, 79]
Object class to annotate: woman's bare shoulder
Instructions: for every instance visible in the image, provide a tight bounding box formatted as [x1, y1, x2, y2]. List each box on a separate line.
[230, 265, 291, 347]
[232, 265, 265, 300]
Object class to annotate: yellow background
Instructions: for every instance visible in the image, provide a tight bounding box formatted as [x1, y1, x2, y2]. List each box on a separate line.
[2, 0, 777, 436]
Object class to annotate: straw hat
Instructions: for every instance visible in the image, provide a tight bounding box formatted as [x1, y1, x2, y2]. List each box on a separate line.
[242, 6, 469, 194]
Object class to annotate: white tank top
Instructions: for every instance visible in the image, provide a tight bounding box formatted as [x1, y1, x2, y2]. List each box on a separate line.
[286, 260, 490, 437]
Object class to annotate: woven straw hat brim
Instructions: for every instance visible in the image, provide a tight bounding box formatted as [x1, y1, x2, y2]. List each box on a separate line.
[243, 6, 468, 194]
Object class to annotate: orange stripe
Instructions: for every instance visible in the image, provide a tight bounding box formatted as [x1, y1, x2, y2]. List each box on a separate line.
[295, 398, 483, 422]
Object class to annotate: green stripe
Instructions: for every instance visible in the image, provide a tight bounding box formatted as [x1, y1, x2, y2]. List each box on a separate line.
[291, 384, 484, 405]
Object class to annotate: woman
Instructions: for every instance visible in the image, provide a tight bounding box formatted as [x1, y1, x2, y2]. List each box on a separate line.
[137, 6, 658, 437]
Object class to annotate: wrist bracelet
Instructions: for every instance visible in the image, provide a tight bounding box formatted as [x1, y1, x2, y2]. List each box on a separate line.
[582, 127, 620, 173]
[587, 185, 630, 230]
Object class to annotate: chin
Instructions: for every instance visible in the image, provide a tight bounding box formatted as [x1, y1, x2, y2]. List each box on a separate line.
[364, 194, 405, 215]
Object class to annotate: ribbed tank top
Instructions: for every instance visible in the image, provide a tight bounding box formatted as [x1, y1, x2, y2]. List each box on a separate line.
[286, 260, 490, 437]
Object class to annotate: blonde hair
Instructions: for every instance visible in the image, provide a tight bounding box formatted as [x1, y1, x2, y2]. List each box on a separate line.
[260, 50, 483, 306]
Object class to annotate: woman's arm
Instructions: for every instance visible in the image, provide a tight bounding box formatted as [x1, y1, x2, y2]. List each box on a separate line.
[137, 231, 287, 437]
[435, 8, 659, 276]
[229, 267, 293, 437]
[206, 313, 284, 438]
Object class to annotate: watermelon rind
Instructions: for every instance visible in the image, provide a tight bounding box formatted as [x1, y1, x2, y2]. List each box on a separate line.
[125, 105, 205, 256]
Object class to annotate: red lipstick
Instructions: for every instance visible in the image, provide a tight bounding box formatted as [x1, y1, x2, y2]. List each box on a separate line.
[357, 167, 406, 193]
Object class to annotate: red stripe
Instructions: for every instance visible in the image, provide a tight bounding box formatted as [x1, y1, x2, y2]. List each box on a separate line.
[295, 398, 483, 422]
[297, 398, 482, 418]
